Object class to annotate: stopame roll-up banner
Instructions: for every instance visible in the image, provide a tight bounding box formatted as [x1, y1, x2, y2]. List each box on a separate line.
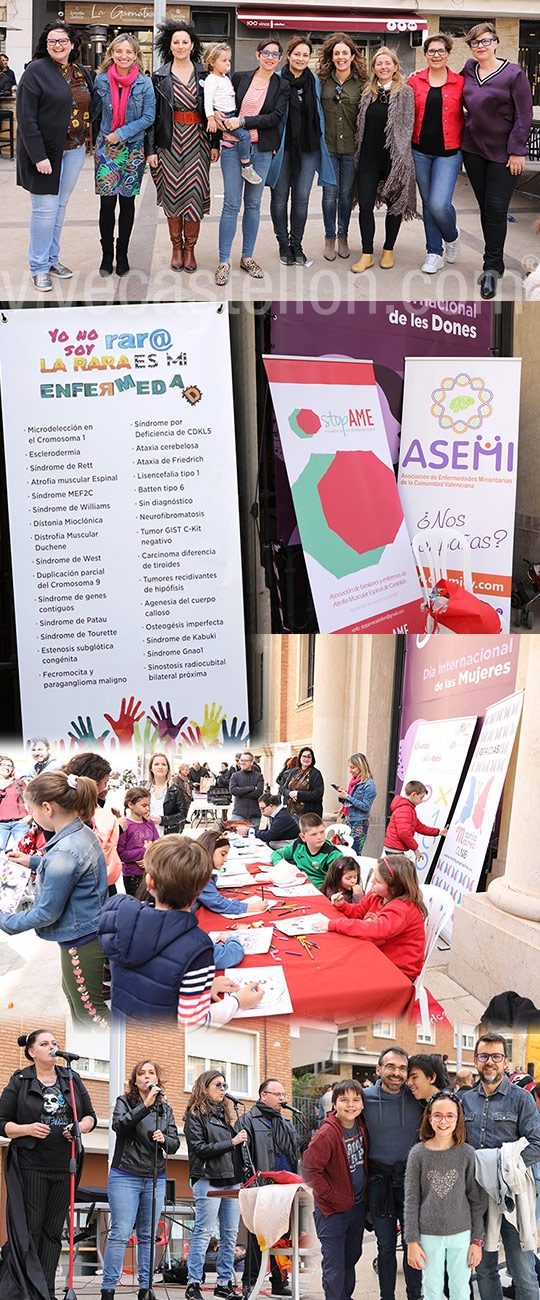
[398, 357, 521, 633]
[0, 304, 249, 752]
[263, 355, 423, 634]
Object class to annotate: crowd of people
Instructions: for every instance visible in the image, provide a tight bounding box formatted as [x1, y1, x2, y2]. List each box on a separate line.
[0, 1036, 539, 1300]
[13, 18, 533, 295]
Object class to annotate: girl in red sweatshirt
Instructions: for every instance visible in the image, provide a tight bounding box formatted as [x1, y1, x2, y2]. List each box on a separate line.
[315, 856, 426, 980]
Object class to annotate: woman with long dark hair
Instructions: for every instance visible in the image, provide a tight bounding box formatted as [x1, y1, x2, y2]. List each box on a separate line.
[0, 1028, 96, 1300]
[282, 746, 324, 818]
[145, 751, 188, 835]
[317, 33, 366, 261]
[184, 1069, 247, 1300]
[146, 20, 219, 272]
[16, 21, 92, 292]
[92, 32, 155, 276]
[101, 1059, 179, 1300]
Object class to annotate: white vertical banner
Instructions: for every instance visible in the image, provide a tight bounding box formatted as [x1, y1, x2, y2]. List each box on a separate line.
[399, 716, 477, 883]
[0, 304, 249, 754]
[398, 357, 520, 632]
[263, 355, 423, 633]
[431, 690, 523, 929]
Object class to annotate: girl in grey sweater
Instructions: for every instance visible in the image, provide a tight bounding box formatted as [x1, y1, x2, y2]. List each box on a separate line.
[404, 1091, 486, 1300]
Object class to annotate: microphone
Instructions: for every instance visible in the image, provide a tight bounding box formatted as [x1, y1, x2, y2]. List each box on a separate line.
[225, 1092, 241, 1105]
[281, 1101, 303, 1116]
[51, 1048, 80, 1062]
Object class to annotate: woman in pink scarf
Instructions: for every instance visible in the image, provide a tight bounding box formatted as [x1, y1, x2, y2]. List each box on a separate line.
[335, 752, 377, 854]
[92, 33, 155, 275]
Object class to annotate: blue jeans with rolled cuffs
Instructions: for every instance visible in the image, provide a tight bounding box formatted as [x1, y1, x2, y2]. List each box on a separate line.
[102, 1168, 166, 1289]
[412, 149, 462, 255]
[218, 143, 273, 262]
[321, 152, 356, 239]
[29, 143, 86, 273]
[187, 1177, 242, 1284]
[270, 148, 318, 248]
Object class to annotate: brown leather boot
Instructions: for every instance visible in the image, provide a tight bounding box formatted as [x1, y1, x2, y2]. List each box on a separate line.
[167, 217, 183, 271]
[183, 219, 200, 273]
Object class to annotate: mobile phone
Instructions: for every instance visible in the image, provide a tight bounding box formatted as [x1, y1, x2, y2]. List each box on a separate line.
[331, 783, 340, 790]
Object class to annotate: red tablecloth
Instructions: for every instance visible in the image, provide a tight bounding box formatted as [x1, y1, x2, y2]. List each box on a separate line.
[196, 862, 414, 1024]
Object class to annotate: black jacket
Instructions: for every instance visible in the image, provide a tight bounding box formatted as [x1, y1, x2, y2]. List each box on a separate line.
[232, 69, 289, 152]
[146, 780, 188, 833]
[16, 57, 93, 194]
[110, 1092, 179, 1177]
[146, 61, 219, 153]
[0, 1064, 96, 1155]
[229, 768, 264, 819]
[241, 1103, 300, 1173]
[184, 1106, 239, 1182]
[282, 766, 325, 818]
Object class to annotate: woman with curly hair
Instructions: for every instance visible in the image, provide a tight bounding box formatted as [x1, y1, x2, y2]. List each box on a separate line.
[16, 21, 93, 292]
[352, 47, 416, 273]
[317, 33, 366, 261]
[92, 33, 155, 277]
[146, 20, 219, 272]
[101, 1058, 179, 1300]
[184, 1069, 248, 1300]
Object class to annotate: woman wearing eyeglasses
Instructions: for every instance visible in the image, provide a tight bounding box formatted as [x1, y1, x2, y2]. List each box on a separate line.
[351, 47, 417, 274]
[317, 33, 366, 261]
[213, 38, 289, 286]
[460, 20, 533, 300]
[406, 34, 464, 274]
[16, 21, 93, 292]
[184, 1070, 248, 1300]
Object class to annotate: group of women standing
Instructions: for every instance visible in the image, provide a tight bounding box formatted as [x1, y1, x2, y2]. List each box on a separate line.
[16, 19, 533, 295]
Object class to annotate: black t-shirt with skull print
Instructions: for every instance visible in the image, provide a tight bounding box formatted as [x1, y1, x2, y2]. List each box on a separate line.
[18, 1079, 72, 1170]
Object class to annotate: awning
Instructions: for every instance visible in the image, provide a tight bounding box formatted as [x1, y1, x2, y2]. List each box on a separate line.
[237, 10, 428, 32]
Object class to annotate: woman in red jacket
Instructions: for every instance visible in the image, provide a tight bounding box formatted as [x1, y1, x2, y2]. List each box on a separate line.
[303, 1079, 368, 1300]
[315, 856, 427, 981]
[407, 32, 464, 274]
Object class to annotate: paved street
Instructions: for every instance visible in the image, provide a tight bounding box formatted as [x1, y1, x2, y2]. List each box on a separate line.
[1, 154, 539, 305]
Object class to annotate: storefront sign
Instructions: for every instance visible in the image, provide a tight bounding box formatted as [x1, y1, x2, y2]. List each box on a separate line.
[263, 355, 423, 633]
[398, 357, 521, 633]
[0, 304, 248, 753]
[237, 10, 428, 32]
[66, 2, 189, 23]
[431, 690, 523, 932]
[399, 716, 477, 884]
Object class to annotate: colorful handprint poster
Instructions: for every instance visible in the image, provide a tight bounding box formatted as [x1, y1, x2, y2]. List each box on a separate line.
[431, 690, 523, 932]
[398, 357, 521, 633]
[0, 305, 249, 753]
[263, 356, 423, 633]
[398, 715, 477, 884]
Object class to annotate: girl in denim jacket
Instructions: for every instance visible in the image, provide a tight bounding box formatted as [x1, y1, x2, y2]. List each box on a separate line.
[0, 769, 109, 1027]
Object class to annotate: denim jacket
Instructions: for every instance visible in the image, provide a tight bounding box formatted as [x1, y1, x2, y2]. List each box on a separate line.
[0, 819, 107, 943]
[462, 1076, 540, 1167]
[92, 71, 156, 146]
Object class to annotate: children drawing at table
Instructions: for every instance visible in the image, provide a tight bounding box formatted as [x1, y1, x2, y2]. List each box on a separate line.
[322, 856, 364, 905]
[271, 813, 343, 888]
[316, 856, 426, 980]
[404, 1091, 485, 1300]
[383, 781, 447, 863]
[196, 830, 272, 916]
[117, 786, 159, 896]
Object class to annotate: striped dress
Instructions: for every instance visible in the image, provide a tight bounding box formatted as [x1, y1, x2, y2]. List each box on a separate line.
[152, 73, 211, 219]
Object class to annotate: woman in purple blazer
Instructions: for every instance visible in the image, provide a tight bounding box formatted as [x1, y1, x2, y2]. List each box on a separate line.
[461, 20, 533, 299]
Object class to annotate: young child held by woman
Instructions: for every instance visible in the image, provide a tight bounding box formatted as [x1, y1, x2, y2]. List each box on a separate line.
[404, 1090, 486, 1300]
[203, 43, 261, 183]
[315, 855, 426, 980]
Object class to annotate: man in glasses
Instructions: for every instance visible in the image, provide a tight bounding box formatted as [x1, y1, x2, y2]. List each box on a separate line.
[363, 1047, 423, 1300]
[241, 1079, 300, 1298]
[461, 1032, 540, 1299]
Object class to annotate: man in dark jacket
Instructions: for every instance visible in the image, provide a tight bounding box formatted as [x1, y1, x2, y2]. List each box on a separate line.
[241, 1079, 301, 1297]
[235, 795, 298, 847]
[229, 752, 264, 826]
[363, 1047, 423, 1300]
[303, 1080, 368, 1300]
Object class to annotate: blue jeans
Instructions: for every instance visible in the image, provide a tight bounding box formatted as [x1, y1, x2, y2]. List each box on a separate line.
[102, 1168, 166, 1289]
[270, 148, 318, 247]
[412, 149, 462, 255]
[223, 113, 254, 162]
[29, 143, 86, 273]
[321, 152, 355, 239]
[218, 143, 272, 262]
[419, 1231, 471, 1300]
[368, 1177, 422, 1300]
[475, 1217, 539, 1300]
[313, 1200, 365, 1300]
[0, 820, 29, 850]
[187, 1177, 242, 1284]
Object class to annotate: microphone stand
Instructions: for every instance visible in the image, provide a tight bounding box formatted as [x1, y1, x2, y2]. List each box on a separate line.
[140, 1092, 162, 1300]
[63, 1059, 83, 1300]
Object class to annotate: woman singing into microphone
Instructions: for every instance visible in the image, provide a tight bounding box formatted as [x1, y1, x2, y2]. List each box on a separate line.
[184, 1070, 247, 1300]
[101, 1059, 179, 1300]
[0, 1028, 96, 1300]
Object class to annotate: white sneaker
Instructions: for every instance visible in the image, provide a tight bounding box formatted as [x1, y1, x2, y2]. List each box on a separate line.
[421, 253, 445, 273]
[445, 229, 461, 263]
[241, 163, 262, 184]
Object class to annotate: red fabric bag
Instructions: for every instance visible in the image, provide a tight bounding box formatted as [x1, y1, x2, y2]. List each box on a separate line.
[424, 581, 501, 634]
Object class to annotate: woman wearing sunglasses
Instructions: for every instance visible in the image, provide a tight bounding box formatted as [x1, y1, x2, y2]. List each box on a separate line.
[317, 32, 366, 261]
[406, 33, 464, 274]
[460, 21, 533, 299]
[184, 1070, 248, 1300]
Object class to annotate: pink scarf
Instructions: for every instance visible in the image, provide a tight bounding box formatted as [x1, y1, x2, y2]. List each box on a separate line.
[108, 63, 139, 131]
[347, 774, 363, 796]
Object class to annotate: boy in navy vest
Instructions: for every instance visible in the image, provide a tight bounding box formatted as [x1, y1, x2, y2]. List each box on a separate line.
[98, 835, 215, 1025]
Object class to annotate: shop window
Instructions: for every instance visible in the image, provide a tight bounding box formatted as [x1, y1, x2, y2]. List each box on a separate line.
[192, 9, 230, 38]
